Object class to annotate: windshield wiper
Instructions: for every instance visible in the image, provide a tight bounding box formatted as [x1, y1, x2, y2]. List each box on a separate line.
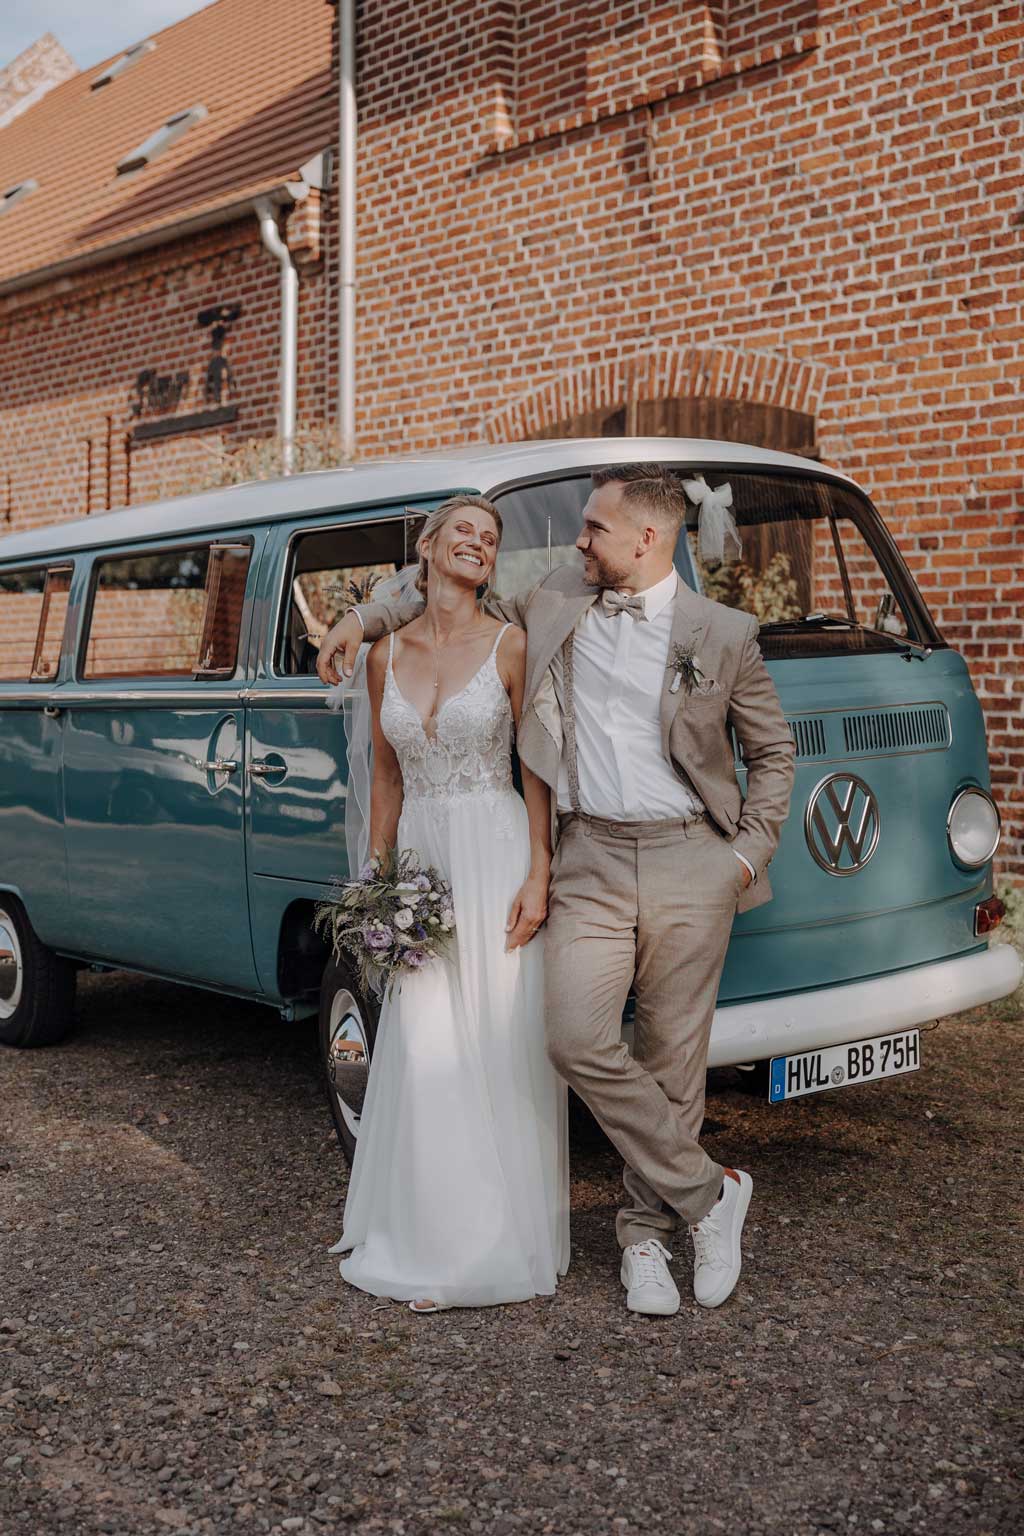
[759, 611, 934, 659]
[758, 612, 857, 632]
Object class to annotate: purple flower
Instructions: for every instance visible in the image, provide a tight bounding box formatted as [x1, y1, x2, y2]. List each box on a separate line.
[411, 924, 427, 941]
[362, 923, 393, 951]
[415, 874, 431, 892]
[405, 949, 429, 968]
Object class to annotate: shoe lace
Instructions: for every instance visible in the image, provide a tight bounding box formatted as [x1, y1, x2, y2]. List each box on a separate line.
[631, 1240, 673, 1286]
[690, 1211, 726, 1271]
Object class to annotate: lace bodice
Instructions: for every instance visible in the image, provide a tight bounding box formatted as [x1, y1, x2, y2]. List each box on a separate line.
[381, 626, 515, 805]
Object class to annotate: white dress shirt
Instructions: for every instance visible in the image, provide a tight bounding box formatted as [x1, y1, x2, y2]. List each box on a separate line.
[555, 569, 755, 880]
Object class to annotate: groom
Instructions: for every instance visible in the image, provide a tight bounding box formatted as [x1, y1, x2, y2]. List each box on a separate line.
[318, 464, 795, 1316]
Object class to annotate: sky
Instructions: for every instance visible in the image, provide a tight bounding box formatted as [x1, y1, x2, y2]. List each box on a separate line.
[0, 0, 219, 72]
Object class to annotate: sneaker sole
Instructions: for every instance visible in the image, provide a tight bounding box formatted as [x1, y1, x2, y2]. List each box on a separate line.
[695, 1171, 753, 1309]
[620, 1260, 680, 1316]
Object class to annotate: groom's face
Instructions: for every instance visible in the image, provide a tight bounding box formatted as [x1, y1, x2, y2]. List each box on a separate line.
[576, 481, 646, 589]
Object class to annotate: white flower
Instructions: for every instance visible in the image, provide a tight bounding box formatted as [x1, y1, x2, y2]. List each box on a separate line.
[393, 908, 414, 930]
[394, 881, 420, 894]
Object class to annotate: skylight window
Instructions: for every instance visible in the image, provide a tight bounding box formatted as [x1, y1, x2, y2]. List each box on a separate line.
[1, 180, 38, 215]
[116, 105, 208, 176]
[92, 39, 156, 89]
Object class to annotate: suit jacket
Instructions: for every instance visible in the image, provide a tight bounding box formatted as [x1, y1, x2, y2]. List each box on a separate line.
[355, 567, 795, 913]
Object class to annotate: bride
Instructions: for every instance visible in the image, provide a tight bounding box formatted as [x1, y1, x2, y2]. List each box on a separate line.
[329, 494, 570, 1311]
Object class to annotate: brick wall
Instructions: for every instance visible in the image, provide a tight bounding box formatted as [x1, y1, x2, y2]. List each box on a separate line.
[0, 0, 1021, 874]
[0, 214, 331, 532]
[350, 0, 1024, 875]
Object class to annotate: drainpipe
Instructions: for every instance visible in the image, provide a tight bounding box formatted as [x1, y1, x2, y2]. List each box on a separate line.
[337, 0, 356, 462]
[255, 198, 298, 475]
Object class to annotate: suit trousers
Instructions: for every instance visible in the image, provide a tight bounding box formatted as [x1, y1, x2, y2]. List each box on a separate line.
[544, 811, 742, 1245]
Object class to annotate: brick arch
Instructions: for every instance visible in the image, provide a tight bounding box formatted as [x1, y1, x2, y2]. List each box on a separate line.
[484, 345, 831, 445]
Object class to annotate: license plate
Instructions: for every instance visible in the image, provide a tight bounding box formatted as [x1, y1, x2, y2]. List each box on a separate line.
[769, 1028, 920, 1103]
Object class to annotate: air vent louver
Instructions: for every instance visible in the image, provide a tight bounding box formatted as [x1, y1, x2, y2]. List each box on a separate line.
[842, 705, 950, 755]
[789, 716, 827, 758]
[735, 715, 828, 764]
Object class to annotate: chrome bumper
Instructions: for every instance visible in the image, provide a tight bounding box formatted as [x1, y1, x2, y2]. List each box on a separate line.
[707, 942, 1022, 1068]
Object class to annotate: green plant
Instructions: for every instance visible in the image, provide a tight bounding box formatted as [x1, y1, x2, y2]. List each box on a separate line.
[698, 549, 803, 625]
[160, 430, 349, 500]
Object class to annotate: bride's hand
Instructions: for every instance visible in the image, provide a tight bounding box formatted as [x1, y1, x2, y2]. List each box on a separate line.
[505, 871, 549, 951]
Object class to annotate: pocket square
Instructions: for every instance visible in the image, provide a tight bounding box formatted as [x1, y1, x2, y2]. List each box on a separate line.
[693, 679, 722, 698]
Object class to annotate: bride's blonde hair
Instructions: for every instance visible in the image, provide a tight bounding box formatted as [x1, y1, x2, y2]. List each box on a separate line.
[415, 494, 504, 602]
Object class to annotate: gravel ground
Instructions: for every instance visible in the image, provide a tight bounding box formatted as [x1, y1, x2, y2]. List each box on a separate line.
[1, 966, 1021, 1536]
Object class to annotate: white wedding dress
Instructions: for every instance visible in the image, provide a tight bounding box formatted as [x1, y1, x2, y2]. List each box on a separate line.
[330, 626, 570, 1307]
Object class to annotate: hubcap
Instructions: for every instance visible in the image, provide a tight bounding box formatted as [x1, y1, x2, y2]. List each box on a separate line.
[327, 988, 370, 1139]
[0, 907, 24, 1021]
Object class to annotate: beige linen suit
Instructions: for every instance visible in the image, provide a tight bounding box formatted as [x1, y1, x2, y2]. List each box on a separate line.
[355, 566, 795, 1238]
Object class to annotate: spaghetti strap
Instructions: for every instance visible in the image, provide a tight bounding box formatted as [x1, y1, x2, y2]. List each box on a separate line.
[490, 622, 512, 661]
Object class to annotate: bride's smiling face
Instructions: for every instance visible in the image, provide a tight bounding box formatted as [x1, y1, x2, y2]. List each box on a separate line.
[422, 508, 500, 591]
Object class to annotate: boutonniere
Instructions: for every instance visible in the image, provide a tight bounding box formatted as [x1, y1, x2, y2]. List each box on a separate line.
[669, 643, 712, 695]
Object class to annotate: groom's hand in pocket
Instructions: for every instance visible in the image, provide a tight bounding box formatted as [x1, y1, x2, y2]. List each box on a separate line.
[506, 873, 549, 951]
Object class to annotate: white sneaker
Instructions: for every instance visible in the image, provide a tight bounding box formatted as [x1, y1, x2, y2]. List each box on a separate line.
[690, 1169, 753, 1308]
[620, 1239, 680, 1316]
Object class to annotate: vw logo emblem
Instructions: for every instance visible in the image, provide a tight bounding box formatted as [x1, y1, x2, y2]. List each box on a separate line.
[805, 773, 880, 876]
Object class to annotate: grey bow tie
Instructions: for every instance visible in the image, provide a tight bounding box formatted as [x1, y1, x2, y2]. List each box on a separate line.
[601, 589, 647, 621]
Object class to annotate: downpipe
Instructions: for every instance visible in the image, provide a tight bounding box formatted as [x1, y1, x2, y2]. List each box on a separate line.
[255, 198, 298, 475]
[337, 0, 356, 462]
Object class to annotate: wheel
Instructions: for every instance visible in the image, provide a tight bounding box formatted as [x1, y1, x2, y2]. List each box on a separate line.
[0, 898, 76, 1048]
[734, 1059, 771, 1097]
[318, 951, 380, 1165]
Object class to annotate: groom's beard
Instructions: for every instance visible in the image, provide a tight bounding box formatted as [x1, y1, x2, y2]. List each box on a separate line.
[582, 553, 631, 590]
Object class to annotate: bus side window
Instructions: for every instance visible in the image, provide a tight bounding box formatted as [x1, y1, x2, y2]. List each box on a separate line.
[83, 542, 252, 681]
[0, 563, 73, 682]
[279, 519, 408, 676]
[31, 566, 73, 680]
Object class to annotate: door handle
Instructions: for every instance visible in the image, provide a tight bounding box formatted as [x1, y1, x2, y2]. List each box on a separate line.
[249, 759, 280, 777]
[199, 758, 238, 773]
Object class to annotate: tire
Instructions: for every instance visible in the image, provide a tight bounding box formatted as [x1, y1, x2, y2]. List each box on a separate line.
[0, 898, 76, 1048]
[734, 1059, 771, 1097]
[318, 952, 380, 1165]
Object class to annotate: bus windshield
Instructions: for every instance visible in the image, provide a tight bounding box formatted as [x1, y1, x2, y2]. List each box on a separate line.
[492, 468, 942, 659]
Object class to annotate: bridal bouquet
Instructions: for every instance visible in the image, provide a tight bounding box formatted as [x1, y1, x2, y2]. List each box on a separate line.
[314, 847, 456, 998]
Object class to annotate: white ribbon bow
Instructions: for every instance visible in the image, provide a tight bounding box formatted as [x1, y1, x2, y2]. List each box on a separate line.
[682, 475, 742, 566]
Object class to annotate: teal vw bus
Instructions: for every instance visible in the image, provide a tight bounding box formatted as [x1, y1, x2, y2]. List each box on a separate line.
[0, 441, 1018, 1160]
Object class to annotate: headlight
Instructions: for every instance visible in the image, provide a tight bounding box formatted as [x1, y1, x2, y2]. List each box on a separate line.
[947, 787, 1001, 867]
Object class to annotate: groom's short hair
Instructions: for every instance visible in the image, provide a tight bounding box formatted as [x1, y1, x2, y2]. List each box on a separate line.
[591, 463, 688, 536]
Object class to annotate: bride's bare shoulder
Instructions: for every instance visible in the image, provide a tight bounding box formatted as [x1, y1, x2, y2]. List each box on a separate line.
[496, 621, 527, 680]
[366, 636, 390, 686]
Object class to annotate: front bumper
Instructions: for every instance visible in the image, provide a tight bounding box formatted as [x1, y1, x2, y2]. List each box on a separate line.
[707, 942, 1022, 1068]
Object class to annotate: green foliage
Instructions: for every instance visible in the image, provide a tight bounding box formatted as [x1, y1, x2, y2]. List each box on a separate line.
[701, 550, 803, 624]
[162, 430, 349, 499]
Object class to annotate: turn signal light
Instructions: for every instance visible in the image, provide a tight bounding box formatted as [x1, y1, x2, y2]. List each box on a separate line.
[974, 896, 1005, 936]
